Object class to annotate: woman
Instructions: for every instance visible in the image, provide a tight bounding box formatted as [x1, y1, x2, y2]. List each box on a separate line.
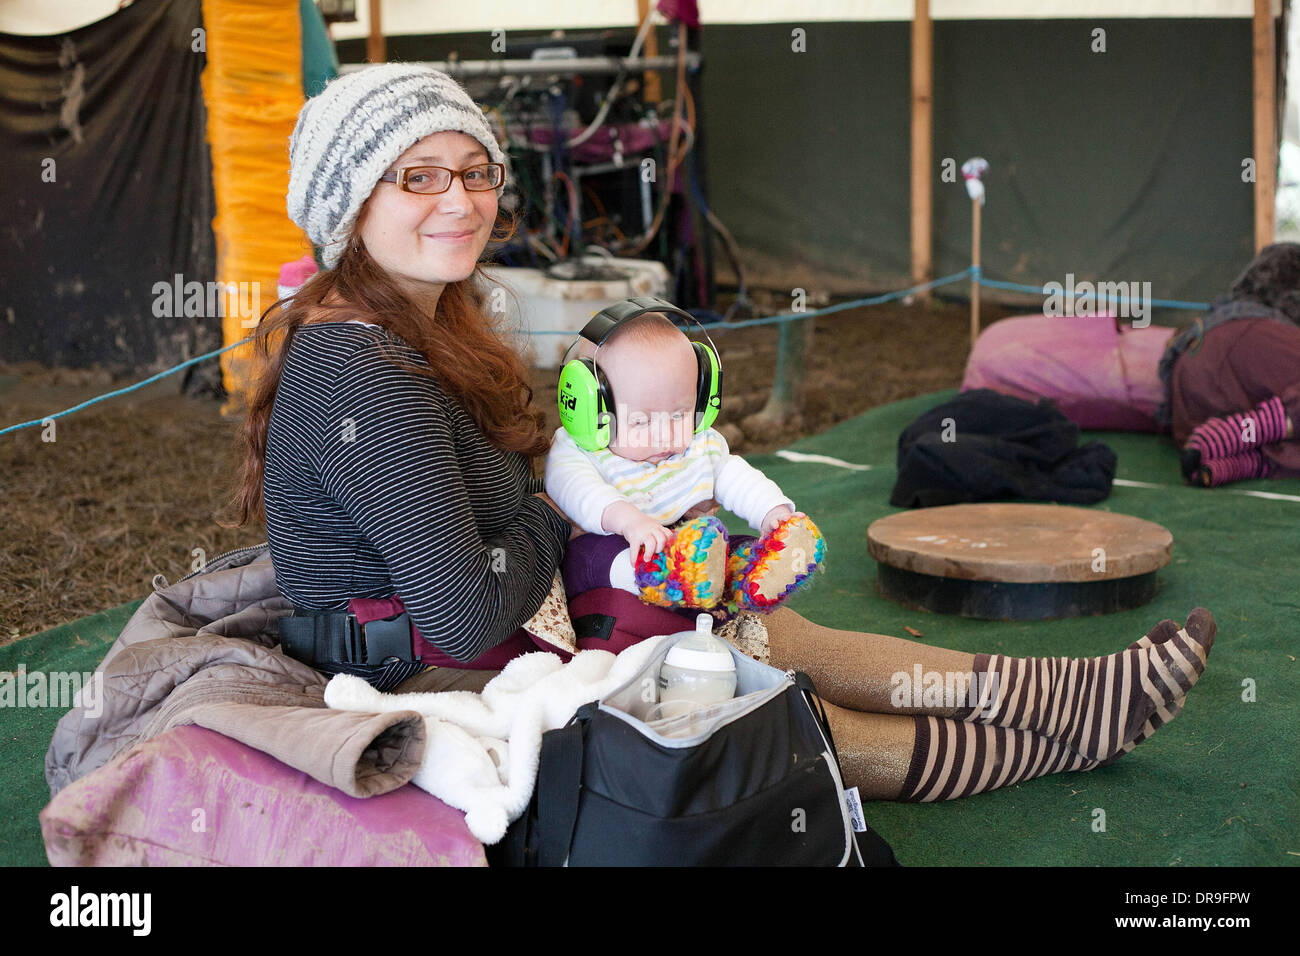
[1161, 242, 1300, 486]
[229, 64, 1214, 804]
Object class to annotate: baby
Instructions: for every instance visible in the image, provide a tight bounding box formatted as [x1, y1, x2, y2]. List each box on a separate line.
[546, 311, 826, 614]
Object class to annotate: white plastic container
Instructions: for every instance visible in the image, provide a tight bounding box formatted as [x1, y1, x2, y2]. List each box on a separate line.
[657, 613, 737, 707]
[479, 257, 670, 369]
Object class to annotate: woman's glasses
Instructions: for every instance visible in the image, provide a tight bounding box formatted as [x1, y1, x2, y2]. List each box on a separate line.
[378, 163, 505, 195]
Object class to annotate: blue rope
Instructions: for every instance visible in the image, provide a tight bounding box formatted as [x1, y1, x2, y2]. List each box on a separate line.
[0, 338, 254, 437]
[0, 264, 1206, 436]
[696, 268, 974, 330]
[971, 267, 1209, 311]
[519, 268, 976, 333]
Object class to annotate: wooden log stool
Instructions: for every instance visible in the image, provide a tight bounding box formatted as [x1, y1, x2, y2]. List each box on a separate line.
[866, 503, 1173, 620]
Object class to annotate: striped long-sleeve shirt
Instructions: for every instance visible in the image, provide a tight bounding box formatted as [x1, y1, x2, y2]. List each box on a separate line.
[263, 321, 570, 663]
[545, 425, 795, 533]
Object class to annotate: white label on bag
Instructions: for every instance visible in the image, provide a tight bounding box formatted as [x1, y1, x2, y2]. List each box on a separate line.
[844, 786, 868, 833]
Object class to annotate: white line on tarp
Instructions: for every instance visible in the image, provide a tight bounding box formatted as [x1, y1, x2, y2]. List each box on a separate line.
[766, 458, 1300, 502]
[774, 450, 873, 471]
[763, 466, 1300, 502]
[1113, 477, 1300, 502]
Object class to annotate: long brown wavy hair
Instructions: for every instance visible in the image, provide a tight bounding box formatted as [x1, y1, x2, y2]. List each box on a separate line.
[223, 201, 548, 530]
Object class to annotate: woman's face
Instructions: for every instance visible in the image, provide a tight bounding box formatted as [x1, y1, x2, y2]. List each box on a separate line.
[357, 130, 498, 300]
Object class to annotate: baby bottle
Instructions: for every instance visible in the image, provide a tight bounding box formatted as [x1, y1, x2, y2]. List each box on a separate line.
[657, 613, 737, 707]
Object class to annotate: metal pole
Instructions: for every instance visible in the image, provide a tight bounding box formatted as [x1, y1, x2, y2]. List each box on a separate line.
[971, 196, 981, 350]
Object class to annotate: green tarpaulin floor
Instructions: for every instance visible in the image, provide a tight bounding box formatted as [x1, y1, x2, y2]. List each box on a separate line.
[3, 390, 1297, 866]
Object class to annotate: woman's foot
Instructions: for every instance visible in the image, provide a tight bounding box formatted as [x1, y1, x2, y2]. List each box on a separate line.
[1091, 618, 1186, 766]
[956, 609, 1216, 763]
[727, 512, 826, 613]
[633, 515, 729, 609]
[899, 623, 1189, 802]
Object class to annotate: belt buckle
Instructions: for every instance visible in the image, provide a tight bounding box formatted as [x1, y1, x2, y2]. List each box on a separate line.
[357, 611, 416, 665]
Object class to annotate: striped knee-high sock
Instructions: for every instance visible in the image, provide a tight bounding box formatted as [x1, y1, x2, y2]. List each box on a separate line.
[1094, 620, 1187, 767]
[1186, 396, 1287, 461]
[899, 716, 1098, 801]
[953, 610, 1216, 763]
[1194, 450, 1273, 487]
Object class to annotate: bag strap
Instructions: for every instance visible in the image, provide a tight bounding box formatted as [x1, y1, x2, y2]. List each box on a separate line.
[796, 671, 882, 866]
[794, 671, 843, 772]
[536, 701, 595, 866]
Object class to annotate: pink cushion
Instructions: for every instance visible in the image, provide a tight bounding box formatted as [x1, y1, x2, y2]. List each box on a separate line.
[40, 725, 485, 866]
[962, 314, 1176, 432]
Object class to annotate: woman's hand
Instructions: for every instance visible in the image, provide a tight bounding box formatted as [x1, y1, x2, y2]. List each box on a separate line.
[533, 492, 586, 540]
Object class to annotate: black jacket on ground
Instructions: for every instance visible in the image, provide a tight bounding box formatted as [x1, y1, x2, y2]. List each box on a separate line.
[889, 390, 1117, 508]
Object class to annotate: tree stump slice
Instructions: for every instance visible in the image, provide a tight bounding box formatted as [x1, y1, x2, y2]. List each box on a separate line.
[866, 503, 1173, 620]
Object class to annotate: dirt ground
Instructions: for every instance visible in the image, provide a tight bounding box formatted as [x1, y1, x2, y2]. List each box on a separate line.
[0, 293, 1011, 644]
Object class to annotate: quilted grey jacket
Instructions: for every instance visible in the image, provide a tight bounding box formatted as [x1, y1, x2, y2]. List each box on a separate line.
[45, 544, 427, 799]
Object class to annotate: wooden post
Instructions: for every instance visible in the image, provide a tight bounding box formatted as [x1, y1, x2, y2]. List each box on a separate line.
[1253, 0, 1276, 252]
[971, 196, 981, 349]
[637, 0, 662, 104]
[755, 315, 815, 426]
[367, 0, 385, 64]
[911, 0, 932, 301]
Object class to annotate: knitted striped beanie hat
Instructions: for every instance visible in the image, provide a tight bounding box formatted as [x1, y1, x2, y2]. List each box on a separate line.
[287, 63, 508, 268]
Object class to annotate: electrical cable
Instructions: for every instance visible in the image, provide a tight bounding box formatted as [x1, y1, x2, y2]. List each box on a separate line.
[506, 7, 659, 153]
[686, 141, 751, 320]
[613, 19, 694, 256]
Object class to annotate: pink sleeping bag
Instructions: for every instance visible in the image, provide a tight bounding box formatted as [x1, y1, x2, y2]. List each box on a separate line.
[40, 725, 487, 866]
[961, 314, 1176, 432]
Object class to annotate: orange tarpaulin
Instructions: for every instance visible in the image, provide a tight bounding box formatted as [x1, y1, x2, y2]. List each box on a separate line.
[200, 0, 313, 413]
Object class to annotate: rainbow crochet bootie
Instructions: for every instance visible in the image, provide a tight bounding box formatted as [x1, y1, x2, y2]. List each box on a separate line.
[633, 515, 730, 609]
[727, 512, 826, 613]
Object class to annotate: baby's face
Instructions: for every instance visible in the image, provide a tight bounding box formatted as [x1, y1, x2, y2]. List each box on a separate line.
[600, 335, 698, 463]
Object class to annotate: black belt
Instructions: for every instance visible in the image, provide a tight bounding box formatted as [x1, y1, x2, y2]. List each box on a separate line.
[277, 609, 419, 667]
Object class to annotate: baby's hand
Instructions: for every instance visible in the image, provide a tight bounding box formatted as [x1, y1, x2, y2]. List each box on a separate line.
[759, 505, 796, 536]
[625, 514, 673, 562]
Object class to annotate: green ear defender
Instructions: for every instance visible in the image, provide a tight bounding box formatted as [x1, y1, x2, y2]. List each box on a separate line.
[557, 296, 723, 452]
[557, 357, 615, 452]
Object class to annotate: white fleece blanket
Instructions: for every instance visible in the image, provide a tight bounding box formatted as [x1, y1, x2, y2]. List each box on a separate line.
[323, 638, 664, 844]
